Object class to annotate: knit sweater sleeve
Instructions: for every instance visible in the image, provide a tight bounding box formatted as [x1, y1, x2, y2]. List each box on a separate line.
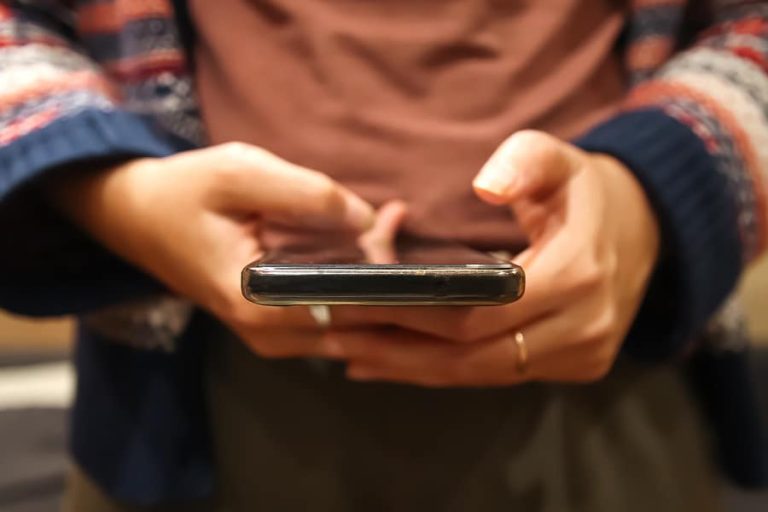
[576, 1, 768, 359]
[0, 2, 191, 316]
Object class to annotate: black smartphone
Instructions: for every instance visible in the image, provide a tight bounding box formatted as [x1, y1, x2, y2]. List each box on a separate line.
[241, 239, 524, 306]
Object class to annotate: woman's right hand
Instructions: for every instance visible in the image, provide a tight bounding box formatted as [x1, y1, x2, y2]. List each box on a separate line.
[50, 142, 376, 358]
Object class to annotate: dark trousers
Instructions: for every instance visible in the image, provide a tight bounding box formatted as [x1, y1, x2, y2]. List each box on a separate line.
[65, 329, 721, 511]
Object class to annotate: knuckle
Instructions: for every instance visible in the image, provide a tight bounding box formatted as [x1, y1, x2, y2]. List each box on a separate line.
[207, 144, 262, 187]
[502, 130, 564, 164]
[507, 130, 554, 151]
[597, 307, 618, 335]
[580, 308, 617, 346]
[217, 142, 276, 171]
[218, 141, 252, 160]
[569, 255, 605, 294]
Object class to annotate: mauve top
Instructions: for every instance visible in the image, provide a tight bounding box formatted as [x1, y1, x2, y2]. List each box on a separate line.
[190, 0, 627, 251]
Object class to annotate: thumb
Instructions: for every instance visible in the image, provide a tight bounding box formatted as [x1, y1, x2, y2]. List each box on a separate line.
[473, 130, 581, 205]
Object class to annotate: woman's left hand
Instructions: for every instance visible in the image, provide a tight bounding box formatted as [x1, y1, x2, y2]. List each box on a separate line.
[324, 131, 661, 386]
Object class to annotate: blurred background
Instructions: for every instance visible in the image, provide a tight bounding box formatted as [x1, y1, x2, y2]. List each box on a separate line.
[1, 260, 767, 511]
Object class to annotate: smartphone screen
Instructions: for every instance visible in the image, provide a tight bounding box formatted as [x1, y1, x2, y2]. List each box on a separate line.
[258, 237, 510, 266]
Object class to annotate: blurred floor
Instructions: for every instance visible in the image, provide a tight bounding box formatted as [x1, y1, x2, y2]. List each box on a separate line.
[0, 407, 68, 512]
[0, 314, 73, 511]
[0, 314, 72, 351]
[743, 257, 768, 342]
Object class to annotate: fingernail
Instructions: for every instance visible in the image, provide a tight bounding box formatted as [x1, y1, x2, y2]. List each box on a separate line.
[345, 196, 376, 231]
[474, 161, 521, 197]
[473, 173, 510, 195]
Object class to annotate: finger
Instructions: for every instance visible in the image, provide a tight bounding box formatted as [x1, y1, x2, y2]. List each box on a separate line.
[335, 298, 612, 386]
[500, 307, 618, 383]
[473, 130, 581, 204]
[197, 143, 375, 231]
[333, 228, 587, 343]
[445, 171, 610, 340]
[358, 200, 408, 263]
[333, 327, 535, 387]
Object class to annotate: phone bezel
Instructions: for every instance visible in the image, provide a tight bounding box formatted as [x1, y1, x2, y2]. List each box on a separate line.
[242, 260, 525, 306]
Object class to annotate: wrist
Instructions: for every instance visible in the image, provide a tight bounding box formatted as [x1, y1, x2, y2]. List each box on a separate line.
[46, 158, 153, 219]
[44, 157, 163, 261]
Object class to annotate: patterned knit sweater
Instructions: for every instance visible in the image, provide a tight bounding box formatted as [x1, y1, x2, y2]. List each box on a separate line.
[0, 0, 767, 504]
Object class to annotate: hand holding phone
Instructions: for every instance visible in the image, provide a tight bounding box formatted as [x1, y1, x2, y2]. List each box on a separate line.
[322, 131, 661, 387]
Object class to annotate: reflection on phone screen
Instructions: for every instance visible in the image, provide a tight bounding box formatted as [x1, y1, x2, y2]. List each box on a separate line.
[261, 237, 507, 266]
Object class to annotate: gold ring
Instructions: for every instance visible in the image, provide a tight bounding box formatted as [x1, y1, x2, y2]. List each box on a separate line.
[513, 331, 528, 374]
